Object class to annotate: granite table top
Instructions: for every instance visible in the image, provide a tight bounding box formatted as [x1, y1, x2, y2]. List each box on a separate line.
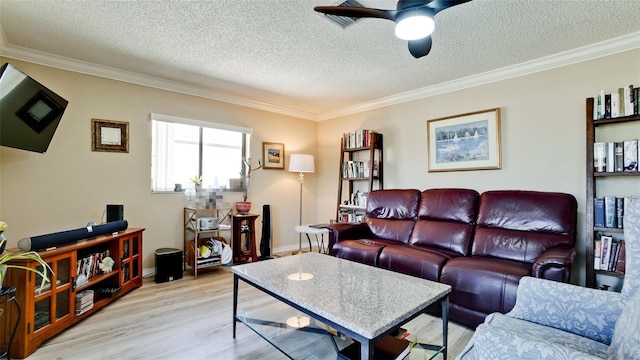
[232, 252, 451, 339]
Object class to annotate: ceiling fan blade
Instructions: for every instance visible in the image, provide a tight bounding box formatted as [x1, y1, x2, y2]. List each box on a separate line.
[314, 6, 396, 21]
[425, 0, 472, 14]
[408, 36, 433, 58]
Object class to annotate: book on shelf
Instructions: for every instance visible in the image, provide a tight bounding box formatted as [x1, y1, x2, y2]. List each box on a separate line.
[595, 86, 639, 119]
[343, 130, 373, 149]
[605, 142, 615, 172]
[616, 197, 624, 229]
[338, 334, 411, 360]
[624, 139, 639, 172]
[608, 241, 619, 272]
[600, 235, 613, 271]
[594, 239, 602, 270]
[614, 142, 624, 172]
[596, 236, 626, 272]
[593, 143, 606, 172]
[604, 197, 617, 228]
[594, 198, 605, 227]
[612, 90, 621, 118]
[615, 241, 626, 274]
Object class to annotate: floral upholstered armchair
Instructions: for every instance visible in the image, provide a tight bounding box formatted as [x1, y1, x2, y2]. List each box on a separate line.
[457, 197, 640, 360]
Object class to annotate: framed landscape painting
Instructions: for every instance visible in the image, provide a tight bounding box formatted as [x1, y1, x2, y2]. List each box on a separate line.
[262, 142, 285, 169]
[427, 108, 501, 172]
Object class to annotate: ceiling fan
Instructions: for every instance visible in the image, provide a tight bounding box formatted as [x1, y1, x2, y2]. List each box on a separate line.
[314, 0, 472, 58]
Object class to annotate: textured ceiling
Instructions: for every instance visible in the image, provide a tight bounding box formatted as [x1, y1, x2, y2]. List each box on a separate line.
[1, 0, 639, 120]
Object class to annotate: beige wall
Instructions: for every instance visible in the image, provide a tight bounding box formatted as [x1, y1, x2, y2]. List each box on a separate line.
[317, 49, 640, 285]
[1, 50, 639, 284]
[0, 57, 318, 270]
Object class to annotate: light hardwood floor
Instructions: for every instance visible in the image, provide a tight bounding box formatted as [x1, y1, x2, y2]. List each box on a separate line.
[26, 267, 474, 360]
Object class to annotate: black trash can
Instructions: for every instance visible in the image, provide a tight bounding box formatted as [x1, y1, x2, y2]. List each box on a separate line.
[155, 248, 183, 283]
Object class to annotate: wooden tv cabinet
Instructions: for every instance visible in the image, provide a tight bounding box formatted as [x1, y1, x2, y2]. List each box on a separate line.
[0, 228, 144, 358]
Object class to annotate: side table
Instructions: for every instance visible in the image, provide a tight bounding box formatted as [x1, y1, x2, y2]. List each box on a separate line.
[232, 214, 259, 263]
[294, 225, 330, 254]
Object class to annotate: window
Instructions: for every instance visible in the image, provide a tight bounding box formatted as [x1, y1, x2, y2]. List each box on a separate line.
[151, 113, 251, 192]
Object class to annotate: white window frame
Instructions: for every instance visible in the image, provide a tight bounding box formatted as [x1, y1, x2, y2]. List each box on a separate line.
[151, 113, 251, 193]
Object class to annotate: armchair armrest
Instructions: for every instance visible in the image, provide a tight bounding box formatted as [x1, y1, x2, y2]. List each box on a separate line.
[507, 277, 625, 345]
[532, 245, 576, 281]
[326, 222, 372, 255]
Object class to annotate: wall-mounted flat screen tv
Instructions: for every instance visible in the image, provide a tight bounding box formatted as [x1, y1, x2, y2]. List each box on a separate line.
[0, 63, 69, 153]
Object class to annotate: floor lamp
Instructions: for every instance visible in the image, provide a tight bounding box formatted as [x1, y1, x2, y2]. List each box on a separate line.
[288, 154, 315, 254]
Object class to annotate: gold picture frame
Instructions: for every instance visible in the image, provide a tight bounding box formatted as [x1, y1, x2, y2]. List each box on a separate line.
[262, 142, 285, 169]
[91, 119, 129, 153]
[427, 108, 501, 172]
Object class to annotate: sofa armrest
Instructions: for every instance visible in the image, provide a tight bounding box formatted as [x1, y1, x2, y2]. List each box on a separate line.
[326, 222, 372, 255]
[531, 245, 576, 281]
[507, 277, 625, 345]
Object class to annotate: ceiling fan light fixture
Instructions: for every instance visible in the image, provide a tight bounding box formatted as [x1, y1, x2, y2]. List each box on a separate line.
[395, 14, 434, 40]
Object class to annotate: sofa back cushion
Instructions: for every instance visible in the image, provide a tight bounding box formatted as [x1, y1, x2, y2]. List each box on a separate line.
[365, 189, 421, 243]
[472, 190, 577, 262]
[410, 188, 480, 256]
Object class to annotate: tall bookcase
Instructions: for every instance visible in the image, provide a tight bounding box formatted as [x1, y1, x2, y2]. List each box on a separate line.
[585, 97, 640, 289]
[336, 131, 383, 222]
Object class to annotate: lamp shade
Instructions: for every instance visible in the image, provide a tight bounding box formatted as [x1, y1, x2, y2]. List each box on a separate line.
[288, 154, 315, 173]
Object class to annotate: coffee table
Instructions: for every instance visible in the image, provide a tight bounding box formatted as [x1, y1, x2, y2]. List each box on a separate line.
[232, 252, 451, 360]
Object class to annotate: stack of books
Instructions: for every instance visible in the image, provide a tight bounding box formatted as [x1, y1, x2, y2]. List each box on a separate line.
[75, 290, 94, 316]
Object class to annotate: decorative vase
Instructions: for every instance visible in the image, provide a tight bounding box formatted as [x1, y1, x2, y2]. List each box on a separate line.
[235, 201, 252, 215]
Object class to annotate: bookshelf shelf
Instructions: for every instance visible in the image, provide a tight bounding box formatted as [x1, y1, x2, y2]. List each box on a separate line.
[585, 96, 640, 289]
[336, 131, 383, 223]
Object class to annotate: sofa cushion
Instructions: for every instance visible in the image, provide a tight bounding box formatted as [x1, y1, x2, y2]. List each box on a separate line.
[332, 239, 393, 266]
[364, 189, 421, 244]
[441, 256, 529, 314]
[508, 277, 624, 345]
[458, 313, 609, 360]
[365, 217, 416, 244]
[608, 291, 640, 360]
[473, 190, 577, 261]
[417, 188, 479, 223]
[366, 189, 421, 220]
[378, 244, 457, 281]
[405, 188, 478, 256]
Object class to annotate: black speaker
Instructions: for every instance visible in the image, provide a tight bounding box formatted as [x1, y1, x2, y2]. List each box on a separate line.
[155, 248, 183, 283]
[107, 204, 124, 222]
[259, 204, 272, 260]
[18, 220, 129, 251]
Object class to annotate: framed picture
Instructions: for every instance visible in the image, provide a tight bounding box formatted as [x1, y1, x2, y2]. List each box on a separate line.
[262, 142, 285, 169]
[427, 108, 501, 172]
[91, 119, 129, 153]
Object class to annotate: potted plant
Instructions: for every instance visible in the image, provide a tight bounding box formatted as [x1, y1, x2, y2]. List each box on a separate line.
[0, 221, 51, 291]
[235, 158, 262, 214]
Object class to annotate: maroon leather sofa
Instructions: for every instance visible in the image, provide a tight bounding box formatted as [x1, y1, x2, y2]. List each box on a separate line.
[327, 188, 578, 328]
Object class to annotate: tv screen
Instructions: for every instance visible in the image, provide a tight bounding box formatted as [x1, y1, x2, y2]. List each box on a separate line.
[0, 63, 68, 153]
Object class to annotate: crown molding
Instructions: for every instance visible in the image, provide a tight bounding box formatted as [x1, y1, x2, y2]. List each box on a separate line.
[0, 39, 318, 121]
[317, 31, 640, 120]
[2, 28, 638, 122]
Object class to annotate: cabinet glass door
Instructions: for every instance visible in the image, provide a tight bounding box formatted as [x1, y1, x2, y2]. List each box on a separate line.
[120, 233, 142, 288]
[33, 253, 73, 333]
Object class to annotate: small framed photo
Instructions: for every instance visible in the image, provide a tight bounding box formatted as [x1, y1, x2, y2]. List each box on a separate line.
[427, 108, 501, 172]
[92, 119, 129, 153]
[262, 142, 285, 169]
